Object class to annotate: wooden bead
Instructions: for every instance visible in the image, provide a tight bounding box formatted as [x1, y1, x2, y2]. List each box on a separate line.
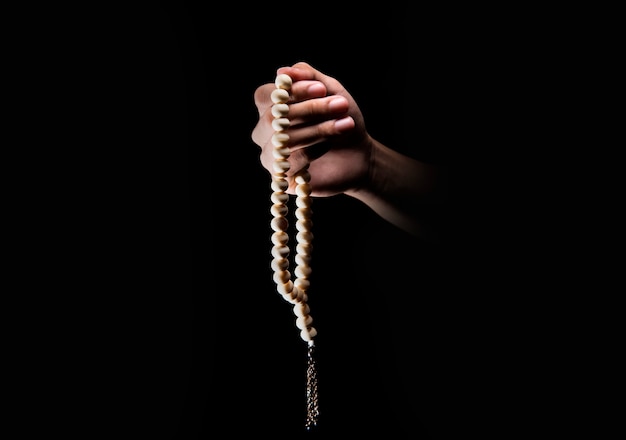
[272, 159, 291, 174]
[296, 315, 313, 329]
[271, 103, 289, 118]
[300, 327, 317, 342]
[295, 171, 310, 183]
[277, 280, 294, 295]
[271, 244, 290, 259]
[293, 302, 310, 317]
[295, 199, 312, 211]
[295, 265, 312, 279]
[272, 117, 290, 131]
[271, 231, 289, 245]
[271, 203, 288, 217]
[275, 73, 293, 89]
[271, 257, 289, 272]
[296, 231, 314, 244]
[283, 293, 298, 305]
[296, 243, 313, 256]
[271, 179, 289, 192]
[273, 270, 291, 284]
[295, 208, 311, 220]
[296, 182, 312, 197]
[296, 219, 313, 231]
[272, 145, 290, 159]
[271, 132, 290, 147]
[269, 74, 317, 344]
[295, 253, 312, 266]
[271, 216, 289, 232]
[271, 191, 289, 204]
[295, 278, 310, 291]
[291, 285, 307, 302]
[271, 88, 290, 104]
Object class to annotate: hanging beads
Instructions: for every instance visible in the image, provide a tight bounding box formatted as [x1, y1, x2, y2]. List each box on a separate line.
[269, 72, 319, 429]
[269, 73, 317, 344]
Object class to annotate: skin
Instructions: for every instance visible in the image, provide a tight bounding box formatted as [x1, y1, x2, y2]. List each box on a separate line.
[252, 62, 447, 242]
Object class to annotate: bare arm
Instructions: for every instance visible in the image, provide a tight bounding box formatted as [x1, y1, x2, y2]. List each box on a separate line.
[252, 62, 447, 242]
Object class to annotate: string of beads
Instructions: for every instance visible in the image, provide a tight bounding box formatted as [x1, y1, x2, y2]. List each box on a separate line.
[269, 72, 319, 430]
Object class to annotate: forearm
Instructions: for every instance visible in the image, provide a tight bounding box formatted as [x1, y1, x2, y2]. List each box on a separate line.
[345, 139, 447, 242]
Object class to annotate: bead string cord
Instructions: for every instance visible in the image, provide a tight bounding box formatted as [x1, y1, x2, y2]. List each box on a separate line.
[269, 73, 319, 430]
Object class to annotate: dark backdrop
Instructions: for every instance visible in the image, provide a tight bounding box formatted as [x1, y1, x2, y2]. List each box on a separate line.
[27, 1, 574, 439]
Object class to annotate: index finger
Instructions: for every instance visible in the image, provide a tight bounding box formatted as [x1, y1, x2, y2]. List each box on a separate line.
[277, 62, 345, 96]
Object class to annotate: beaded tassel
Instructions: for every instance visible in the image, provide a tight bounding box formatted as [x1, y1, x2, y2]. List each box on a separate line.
[269, 73, 319, 429]
[306, 343, 319, 430]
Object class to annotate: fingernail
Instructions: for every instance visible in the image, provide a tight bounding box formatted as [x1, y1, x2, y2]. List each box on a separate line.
[328, 97, 348, 112]
[307, 83, 326, 95]
[334, 116, 354, 132]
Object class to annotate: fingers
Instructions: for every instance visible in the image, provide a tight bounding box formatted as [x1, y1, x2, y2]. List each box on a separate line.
[251, 106, 354, 156]
[288, 95, 349, 125]
[277, 62, 345, 96]
[251, 62, 358, 184]
[252, 73, 352, 149]
[287, 116, 356, 151]
[252, 93, 353, 149]
[276, 62, 323, 82]
[254, 79, 328, 110]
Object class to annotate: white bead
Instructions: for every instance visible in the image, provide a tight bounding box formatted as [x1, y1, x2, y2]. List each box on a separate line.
[296, 243, 313, 256]
[296, 219, 312, 231]
[271, 244, 290, 259]
[271, 231, 289, 245]
[281, 285, 299, 304]
[295, 196, 312, 208]
[272, 104, 289, 118]
[272, 118, 290, 131]
[271, 191, 289, 204]
[293, 302, 310, 317]
[291, 285, 307, 302]
[271, 203, 288, 217]
[271, 88, 290, 104]
[272, 145, 290, 159]
[295, 253, 312, 266]
[273, 270, 291, 284]
[271, 179, 289, 192]
[295, 171, 310, 184]
[296, 315, 313, 329]
[295, 265, 312, 279]
[270, 74, 318, 343]
[277, 280, 294, 295]
[275, 73, 293, 90]
[296, 230, 314, 244]
[295, 207, 311, 220]
[282, 292, 298, 305]
[296, 182, 312, 197]
[272, 159, 291, 174]
[271, 103, 289, 118]
[300, 327, 317, 342]
[294, 278, 310, 291]
[271, 257, 289, 272]
[271, 216, 289, 232]
[271, 132, 290, 147]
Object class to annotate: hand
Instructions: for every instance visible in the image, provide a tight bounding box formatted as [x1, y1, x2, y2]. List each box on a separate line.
[251, 61, 373, 197]
[252, 62, 447, 241]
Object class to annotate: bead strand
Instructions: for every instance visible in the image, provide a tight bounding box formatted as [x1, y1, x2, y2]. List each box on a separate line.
[270, 73, 317, 345]
[270, 72, 319, 430]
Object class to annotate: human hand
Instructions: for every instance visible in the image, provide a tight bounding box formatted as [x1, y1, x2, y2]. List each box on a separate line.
[251, 61, 374, 197]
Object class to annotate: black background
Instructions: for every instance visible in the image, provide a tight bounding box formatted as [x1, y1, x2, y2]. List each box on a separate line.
[18, 1, 596, 439]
